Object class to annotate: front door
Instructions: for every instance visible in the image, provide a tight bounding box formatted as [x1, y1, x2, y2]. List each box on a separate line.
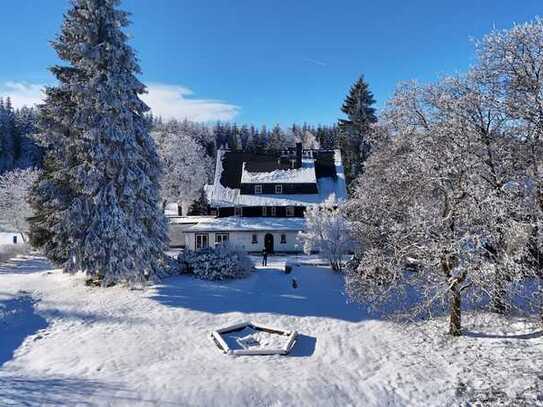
[264, 233, 274, 254]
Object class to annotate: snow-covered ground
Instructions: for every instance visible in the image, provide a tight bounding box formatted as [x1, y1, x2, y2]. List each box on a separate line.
[0, 254, 542, 406]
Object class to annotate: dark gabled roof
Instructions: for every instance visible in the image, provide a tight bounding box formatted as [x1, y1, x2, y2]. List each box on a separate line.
[205, 149, 348, 207]
[220, 152, 259, 189]
[219, 150, 337, 189]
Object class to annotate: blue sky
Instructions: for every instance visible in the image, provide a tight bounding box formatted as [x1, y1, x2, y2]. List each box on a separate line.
[0, 0, 541, 125]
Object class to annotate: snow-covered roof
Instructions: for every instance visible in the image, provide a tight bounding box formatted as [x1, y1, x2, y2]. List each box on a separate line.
[168, 216, 218, 225]
[205, 149, 347, 208]
[186, 217, 306, 232]
[241, 159, 316, 184]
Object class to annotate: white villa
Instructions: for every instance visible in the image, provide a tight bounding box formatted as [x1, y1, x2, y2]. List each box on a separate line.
[167, 143, 347, 253]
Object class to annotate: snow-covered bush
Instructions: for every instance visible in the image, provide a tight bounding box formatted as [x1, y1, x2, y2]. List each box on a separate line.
[298, 197, 355, 271]
[177, 244, 254, 280]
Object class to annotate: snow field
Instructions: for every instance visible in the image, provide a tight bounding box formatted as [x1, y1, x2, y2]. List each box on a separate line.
[0, 255, 541, 406]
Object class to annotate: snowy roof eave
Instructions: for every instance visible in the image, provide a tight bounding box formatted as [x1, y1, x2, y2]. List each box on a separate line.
[186, 217, 306, 232]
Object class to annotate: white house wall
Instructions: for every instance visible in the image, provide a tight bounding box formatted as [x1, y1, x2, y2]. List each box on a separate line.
[168, 223, 204, 247]
[0, 232, 25, 245]
[185, 230, 302, 253]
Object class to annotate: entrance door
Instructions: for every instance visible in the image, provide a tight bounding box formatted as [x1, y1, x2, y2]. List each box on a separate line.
[264, 233, 274, 254]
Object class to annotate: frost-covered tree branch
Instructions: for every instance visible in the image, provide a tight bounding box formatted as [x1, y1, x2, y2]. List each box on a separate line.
[153, 121, 213, 215]
[0, 168, 39, 240]
[298, 197, 354, 271]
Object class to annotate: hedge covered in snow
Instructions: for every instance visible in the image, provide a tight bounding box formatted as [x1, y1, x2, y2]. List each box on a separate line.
[177, 244, 254, 280]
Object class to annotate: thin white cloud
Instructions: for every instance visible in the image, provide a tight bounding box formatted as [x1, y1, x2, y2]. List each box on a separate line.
[0, 82, 45, 108]
[303, 58, 327, 67]
[142, 83, 239, 122]
[0, 81, 239, 122]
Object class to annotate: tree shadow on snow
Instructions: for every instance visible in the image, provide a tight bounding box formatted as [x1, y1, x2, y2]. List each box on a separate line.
[0, 295, 48, 367]
[0, 255, 53, 275]
[0, 374, 174, 406]
[151, 266, 371, 322]
[463, 330, 543, 340]
[0, 374, 118, 406]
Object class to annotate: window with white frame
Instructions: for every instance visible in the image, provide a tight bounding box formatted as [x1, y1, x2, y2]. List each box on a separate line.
[280, 234, 287, 244]
[270, 207, 276, 216]
[215, 233, 229, 245]
[255, 184, 262, 194]
[275, 184, 283, 194]
[251, 234, 258, 244]
[286, 206, 295, 217]
[262, 206, 267, 216]
[195, 233, 209, 249]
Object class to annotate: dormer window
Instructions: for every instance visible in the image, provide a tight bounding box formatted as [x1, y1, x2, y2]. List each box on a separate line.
[255, 184, 262, 194]
[275, 185, 283, 194]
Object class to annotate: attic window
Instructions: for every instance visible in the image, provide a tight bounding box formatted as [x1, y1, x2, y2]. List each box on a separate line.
[255, 185, 262, 194]
[275, 185, 283, 194]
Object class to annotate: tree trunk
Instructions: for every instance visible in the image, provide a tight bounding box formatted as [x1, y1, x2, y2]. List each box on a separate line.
[491, 269, 507, 314]
[449, 282, 462, 336]
[441, 254, 463, 336]
[539, 277, 543, 326]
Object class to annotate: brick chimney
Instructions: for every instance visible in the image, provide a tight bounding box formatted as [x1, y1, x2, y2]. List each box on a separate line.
[296, 142, 303, 168]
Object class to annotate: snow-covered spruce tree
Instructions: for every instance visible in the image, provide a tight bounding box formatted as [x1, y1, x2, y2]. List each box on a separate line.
[298, 197, 354, 271]
[477, 18, 543, 321]
[345, 80, 529, 336]
[338, 75, 377, 185]
[14, 106, 42, 169]
[0, 98, 17, 173]
[153, 123, 213, 215]
[0, 168, 39, 240]
[30, 0, 167, 286]
[268, 124, 290, 151]
[239, 124, 250, 151]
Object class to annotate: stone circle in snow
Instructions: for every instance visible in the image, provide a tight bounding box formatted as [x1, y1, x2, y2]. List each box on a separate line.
[211, 321, 298, 356]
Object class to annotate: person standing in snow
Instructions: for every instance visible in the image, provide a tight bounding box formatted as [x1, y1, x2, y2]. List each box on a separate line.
[262, 248, 268, 266]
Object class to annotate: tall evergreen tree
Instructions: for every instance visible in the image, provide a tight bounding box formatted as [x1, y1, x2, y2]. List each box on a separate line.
[28, 0, 167, 285]
[0, 97, 17, 173]
[268, 124, 289, 151]
[338, 76, 377, 185]
[239, 124, 250, 151]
